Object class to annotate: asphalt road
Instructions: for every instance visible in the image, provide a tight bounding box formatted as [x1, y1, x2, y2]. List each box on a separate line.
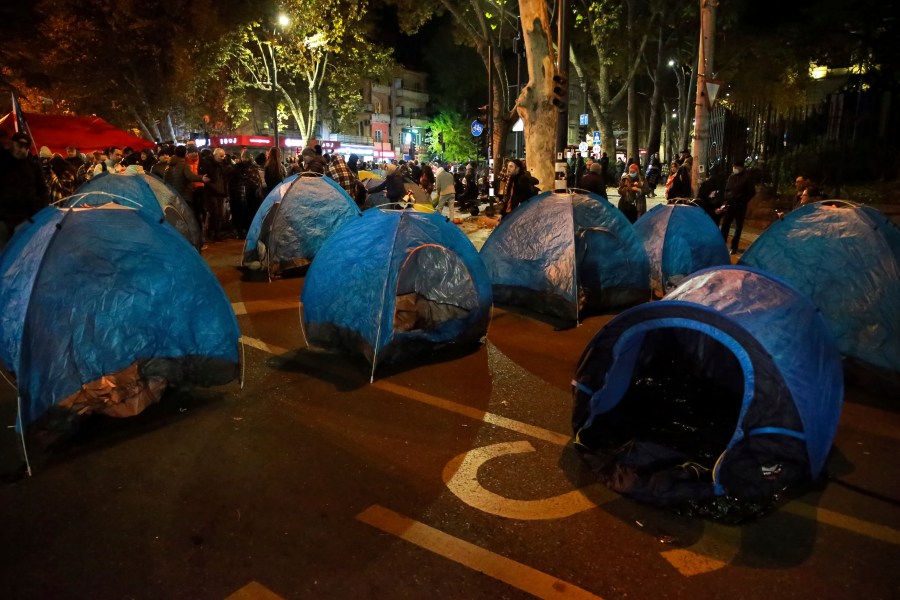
[0, 235, 898, 600]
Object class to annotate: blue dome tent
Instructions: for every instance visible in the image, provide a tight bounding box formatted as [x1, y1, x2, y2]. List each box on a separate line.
[634, 204, 730, 295]
[0, 205, 240, 447]
[480, 191, 649, 321]
[301, 209, 492, 380]
[740, 203, 900, 372]
[242, 175, 362, 278]
[572, 267, 843, 519]
[67, 172, 202, 250]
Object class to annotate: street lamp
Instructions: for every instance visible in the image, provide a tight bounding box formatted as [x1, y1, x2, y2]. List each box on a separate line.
[271, 13, 290, 151]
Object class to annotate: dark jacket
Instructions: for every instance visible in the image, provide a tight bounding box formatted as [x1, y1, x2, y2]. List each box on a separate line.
[577, 171, 607, 198]
[0, 149, 49, 221]
[164, 156, 204, 202]
[503, 171, 538, 215]
[723, 169, 756, 207]
[666, 165, 693, 200]
[369, 172, 406, 201]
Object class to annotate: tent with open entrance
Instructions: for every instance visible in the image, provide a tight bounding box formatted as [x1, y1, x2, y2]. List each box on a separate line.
[739, 202, 900, 373]
[634, 204, 730, 296]
[480, 191, 649, 321]
[242, 174, 362, 277]
[0, 204, 240, 442]
[301, 209, 492, 379]
[571, 266, 843, 520]
[66, 172, 202, 250]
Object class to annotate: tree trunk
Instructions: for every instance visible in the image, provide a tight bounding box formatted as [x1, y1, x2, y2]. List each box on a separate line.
[645, 24, 666, 167]
[131, 109, 155, 142]
[625, 0, 638, 164]
[517, 0, 557, 190]
[165, 112, 177, 143]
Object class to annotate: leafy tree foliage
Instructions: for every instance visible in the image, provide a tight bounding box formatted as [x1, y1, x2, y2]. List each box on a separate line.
[426, 111, 473, 163]
[221, 0, 394, 140]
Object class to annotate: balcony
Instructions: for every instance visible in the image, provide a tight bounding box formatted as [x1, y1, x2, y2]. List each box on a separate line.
[395, 88, 429, 102]
[324, 134, 374, 145]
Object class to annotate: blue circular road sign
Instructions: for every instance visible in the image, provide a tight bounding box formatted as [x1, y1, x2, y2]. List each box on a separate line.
[471, 120, 484, 137]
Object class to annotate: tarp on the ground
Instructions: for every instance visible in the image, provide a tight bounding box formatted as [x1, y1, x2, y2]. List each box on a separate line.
[572, 266, 843, 519]
[634, 204, 730, 295]
[740, 202, 900, 372]
[242, 175, 362, 277]
[0, 205, 240, 430]
[66, 172, 202, 250]
[302, 209, 492, 375]
[480, 191, 649, 321]
[0, 111, 155, 155]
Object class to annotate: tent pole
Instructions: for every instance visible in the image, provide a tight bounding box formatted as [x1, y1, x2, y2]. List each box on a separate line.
[16, 397, 32, 477]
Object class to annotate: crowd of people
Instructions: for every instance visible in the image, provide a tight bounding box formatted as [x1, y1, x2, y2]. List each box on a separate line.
[1, 125, 829, 256]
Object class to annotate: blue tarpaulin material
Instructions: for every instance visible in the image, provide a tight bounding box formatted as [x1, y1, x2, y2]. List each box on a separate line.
[0, 205, 240, 429]
[740, 203, 900, 372]
[67, 172, 202, 250]
[302, 209, 492, 374]
[480, 191, 649, 320]
[573, 267, 843, 502]
[242, 175, 361, 276]
[634, 204, 730, 295]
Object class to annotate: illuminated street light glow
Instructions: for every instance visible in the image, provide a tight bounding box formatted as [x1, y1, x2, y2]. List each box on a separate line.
[278, 14, 290, 28]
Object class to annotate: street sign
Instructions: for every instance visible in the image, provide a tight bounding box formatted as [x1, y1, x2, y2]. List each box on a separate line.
[471, 120, 484, 137]
[592, 144, 601, 156]
[579, 113, 589, 126]
[578, 141, 588, 153]
[592, 131, 601, 144]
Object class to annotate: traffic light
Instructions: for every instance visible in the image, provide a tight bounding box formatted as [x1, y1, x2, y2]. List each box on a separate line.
[438, 131, 444, 144]
[551, 72, 568, 111]
[578, 125, 588, 141]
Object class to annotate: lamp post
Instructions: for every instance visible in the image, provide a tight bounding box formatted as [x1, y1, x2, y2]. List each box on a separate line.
[271, 13, 291, 152]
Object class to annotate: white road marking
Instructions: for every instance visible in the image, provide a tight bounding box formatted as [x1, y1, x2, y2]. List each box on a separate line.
[356, 504, 604, 600]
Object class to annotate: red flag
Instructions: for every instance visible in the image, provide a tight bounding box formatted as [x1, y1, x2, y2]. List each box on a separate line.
[10, 93, 38, 155]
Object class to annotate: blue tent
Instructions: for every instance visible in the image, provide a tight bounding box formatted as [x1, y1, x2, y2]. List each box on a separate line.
[0, 205, 240, 432]
[634, 204, 730, 295]
[242, 175, 362, 277]
[302, 209, 492, 378]
[572, 266, 843, 517]
[480, 191, 649, 321]
[740, 203, 900, 372]
[67, 172, 202, 250]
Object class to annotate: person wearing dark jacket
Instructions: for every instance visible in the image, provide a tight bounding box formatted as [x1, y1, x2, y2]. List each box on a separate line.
[502, 159, 538, 218]
[164, 145, 207, 207]
[577, 163, 608, 198]
[719, 161, 756, 254]
[666, 156, 693, 201]
[368, 163, 406, 205]
[203, 148, 229, 240]
[0, 132, 49, 247]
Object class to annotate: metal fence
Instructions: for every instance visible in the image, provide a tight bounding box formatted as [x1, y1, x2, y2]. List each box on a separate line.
[704, 90, 898, 194]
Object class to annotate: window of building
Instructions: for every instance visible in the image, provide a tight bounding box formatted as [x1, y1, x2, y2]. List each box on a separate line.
[375, 130, 382, 142]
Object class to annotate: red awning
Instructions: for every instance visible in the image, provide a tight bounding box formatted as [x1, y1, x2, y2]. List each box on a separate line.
[0, 111, 155, 154]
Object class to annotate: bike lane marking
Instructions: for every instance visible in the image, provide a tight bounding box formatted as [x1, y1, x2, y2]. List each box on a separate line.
[237, 336, 900, 569]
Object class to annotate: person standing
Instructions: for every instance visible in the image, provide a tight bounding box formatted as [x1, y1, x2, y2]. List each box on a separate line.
[0, 132, 49, 247]
[227, 150, 263, 238]
[501, 159, 538, 218]
[666, 156, 693, 201]
[433, 164, 456, 214]
[204, 148, 229, 241]
[617, 163, 644, 223]
[578, 163, 608, 199]
[719, 160, 756, 255]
